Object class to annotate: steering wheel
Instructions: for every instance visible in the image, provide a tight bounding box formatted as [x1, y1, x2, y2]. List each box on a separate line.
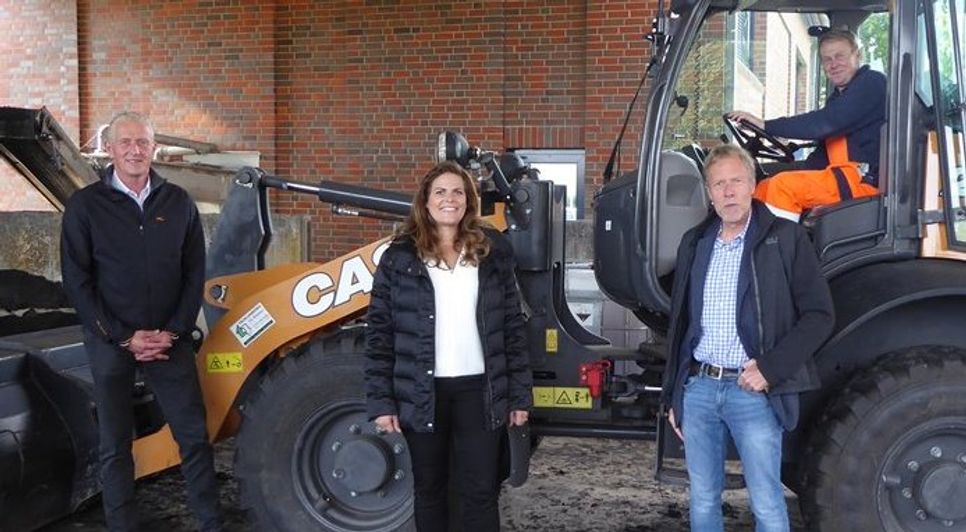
[723, 113, 798, 163]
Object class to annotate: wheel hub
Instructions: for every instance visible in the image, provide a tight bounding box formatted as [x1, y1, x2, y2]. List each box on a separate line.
[879, 420, 966, 530]
[332, 437, 392, 494]
[916, 462, 966, 521]
[293, 400, 413, 530]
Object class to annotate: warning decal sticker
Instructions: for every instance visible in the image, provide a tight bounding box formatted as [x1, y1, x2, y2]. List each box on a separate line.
[231, 302, 275, 347]
[532, 386, 593, 409]
[207, 352, 244, 374]
[545, 329, 558, 353]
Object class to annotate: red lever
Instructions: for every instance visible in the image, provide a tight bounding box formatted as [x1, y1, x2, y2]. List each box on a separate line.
[579, 360, 612, 398]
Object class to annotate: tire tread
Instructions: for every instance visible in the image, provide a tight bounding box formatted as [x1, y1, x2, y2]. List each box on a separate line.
[800, 346, 966, 531]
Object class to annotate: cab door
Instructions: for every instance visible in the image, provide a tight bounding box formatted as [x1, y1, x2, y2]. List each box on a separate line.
[921, 0, 966, 254]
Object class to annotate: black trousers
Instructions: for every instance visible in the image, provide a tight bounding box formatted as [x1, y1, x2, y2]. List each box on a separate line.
[85, 334, 222, 532]
[404, 375, 503, 532]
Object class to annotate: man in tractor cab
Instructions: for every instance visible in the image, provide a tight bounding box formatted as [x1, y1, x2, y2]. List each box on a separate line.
[728, 28, 887, 222]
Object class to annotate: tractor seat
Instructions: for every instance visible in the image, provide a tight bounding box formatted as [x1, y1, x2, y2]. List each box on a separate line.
[800, 124, 889, 262]
[801, 195, 885, 263]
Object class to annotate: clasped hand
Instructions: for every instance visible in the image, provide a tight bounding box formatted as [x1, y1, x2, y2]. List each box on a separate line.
[127, 329, 177, 362]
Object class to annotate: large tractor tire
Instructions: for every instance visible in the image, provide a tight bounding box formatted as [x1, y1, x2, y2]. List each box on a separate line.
[235, 329, 415, 531]
[800, 347, 966, 531]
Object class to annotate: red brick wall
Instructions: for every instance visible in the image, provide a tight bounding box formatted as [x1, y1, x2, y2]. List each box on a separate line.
[503, 0, 587, 149]
[272, 0, 654, 259]
[77, 0, 277, 167]
[1, 0, 659, 259]
[0, 0, 79, 211]
[273, 0, 508, 258]
[584, 1, 654, 189]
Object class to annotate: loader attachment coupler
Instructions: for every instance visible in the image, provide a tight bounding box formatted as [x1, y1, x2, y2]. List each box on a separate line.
[205, 167, 414, 325]
[204, 167, 274, 327]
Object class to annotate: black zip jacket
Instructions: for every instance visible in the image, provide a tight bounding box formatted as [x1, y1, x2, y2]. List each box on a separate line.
[60, 167, 205, 345]
[765, 65, 887, 185]
[364, 228, 532, 432]
[661, 202, 834, 430]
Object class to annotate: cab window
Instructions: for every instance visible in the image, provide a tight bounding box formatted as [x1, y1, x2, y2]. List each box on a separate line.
[663, 9, 828, 161]
[922, 0, 966, 244]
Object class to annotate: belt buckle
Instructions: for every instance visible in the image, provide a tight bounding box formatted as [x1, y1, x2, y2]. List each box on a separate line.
[705, 364, 723, 380]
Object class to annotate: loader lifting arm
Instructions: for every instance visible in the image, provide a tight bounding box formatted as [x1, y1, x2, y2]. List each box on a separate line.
[256, 171, 413, 217]
[204, 167, 414, 325]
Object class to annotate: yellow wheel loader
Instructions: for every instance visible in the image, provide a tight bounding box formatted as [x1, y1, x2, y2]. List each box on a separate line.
[2, 0, 965, 531]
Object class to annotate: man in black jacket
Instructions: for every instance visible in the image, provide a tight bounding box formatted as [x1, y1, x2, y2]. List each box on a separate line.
[61, 112, 222, 531]
[661, 144, 834, 531]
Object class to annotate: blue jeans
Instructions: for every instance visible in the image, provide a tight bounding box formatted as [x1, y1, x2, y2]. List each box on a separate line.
[682, 374, 789, 532]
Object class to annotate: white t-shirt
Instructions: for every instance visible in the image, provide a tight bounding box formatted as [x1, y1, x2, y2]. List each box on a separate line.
[425, 256, 485, 377]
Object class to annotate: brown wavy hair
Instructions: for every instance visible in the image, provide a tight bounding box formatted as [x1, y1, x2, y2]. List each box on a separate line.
[400, 160, 491, 266]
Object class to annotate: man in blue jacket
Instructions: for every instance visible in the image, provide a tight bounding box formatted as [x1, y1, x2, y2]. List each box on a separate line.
[729, 29, 886, 221]
[61, 112, 222, 531]
[661, 144, 834, 531]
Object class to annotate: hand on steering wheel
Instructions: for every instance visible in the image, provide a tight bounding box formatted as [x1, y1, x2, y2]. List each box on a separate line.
[723, 113, 798, 162]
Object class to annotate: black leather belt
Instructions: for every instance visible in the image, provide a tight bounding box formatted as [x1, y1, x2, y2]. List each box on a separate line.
[690, 361, 741, 380]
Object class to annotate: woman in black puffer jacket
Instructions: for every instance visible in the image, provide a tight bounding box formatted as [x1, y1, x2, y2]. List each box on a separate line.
[365, 160, 532, 532]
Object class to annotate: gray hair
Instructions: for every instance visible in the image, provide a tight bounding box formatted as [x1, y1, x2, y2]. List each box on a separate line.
[702, 144, 756, 182]
[105, 111, 155, 142]
[819, 28, 859, 54]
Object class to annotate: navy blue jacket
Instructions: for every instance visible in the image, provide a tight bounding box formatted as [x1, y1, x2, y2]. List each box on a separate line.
[765, 65, 887, 186]
[364, 229, 532, 432]
[661, 202, 834, 430]
[61, 167, 206, 345]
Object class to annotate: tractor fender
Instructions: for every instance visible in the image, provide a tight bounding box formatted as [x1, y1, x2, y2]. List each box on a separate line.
[791, 258, 966, 451]
[131, 239, 393, 479]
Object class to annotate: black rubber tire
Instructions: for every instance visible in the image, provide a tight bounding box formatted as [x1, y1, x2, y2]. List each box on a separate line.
[235, 329, 415, 532]
[799, 346, 966, 531]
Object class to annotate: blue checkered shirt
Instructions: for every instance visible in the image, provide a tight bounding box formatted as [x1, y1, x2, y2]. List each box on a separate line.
[693, 220, 751, 369]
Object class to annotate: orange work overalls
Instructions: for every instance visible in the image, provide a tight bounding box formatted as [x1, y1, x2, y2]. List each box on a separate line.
[753, 136, 878, 216]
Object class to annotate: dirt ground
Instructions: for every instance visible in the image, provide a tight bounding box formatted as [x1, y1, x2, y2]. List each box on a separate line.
[40, 437, 805, 532]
